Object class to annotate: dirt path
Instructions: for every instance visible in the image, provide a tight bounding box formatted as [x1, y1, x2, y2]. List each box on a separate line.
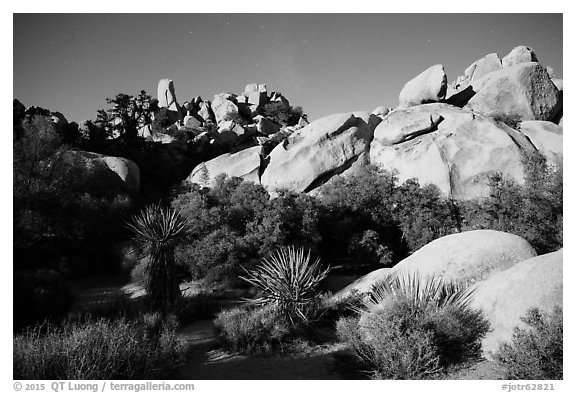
[176, 319, 350, 380]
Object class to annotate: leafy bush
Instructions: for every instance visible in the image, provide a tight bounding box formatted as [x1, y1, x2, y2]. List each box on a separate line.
[214, 304, 293, 355]
[392, 179, 460, 252]
[347, 230, 393, 266]
[337, 315, 441, 379]
[462, 153, 562, 254]
[241, 246, 330, 323]
[495, 307, 562, 380]
[262, 101, 303, 126]
[13, 316, 184, 379]
[337, 272, 490, 379]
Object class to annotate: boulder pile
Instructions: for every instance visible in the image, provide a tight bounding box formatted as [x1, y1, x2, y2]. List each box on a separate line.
[185, 45, 562, 199]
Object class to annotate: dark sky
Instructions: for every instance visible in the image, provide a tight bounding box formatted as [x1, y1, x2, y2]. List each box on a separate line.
[13, 14, 562, 123]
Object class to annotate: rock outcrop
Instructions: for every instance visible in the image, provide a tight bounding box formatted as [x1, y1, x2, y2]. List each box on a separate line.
[369, 103, 537, 200]
[501, 45, 538, 68]
[212, 93, 239, 124]
[260, 112, 381, 193]
[399, 64, 447, 108]
[467, 62, 561, 122]
[519, 121, 563, 166]
[390, 230, 537, 283]
[332, 268, 391, 301]
[62, 150, 141, 192]
[157, 79, 180, 112]
[471, 249, 562, 356]
[187, 145, 262, 187]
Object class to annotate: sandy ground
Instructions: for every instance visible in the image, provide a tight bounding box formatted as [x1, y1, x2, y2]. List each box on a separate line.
[175, 319, 350, 380]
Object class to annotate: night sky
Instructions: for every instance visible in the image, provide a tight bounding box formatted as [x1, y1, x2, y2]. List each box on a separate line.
[13, 14, 562, 122]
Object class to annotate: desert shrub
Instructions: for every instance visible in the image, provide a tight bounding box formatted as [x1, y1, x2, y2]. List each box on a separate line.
[319, 165, 397, 227]
[347, 230, 393, 266]
[493, 113, 523, 130]
[462, 153, 562, 254]
[214, 304, 293, 355]
[337, 315, 441, 379]
[392, 179, 460, 252]
[178, 227, 254, 287]
[171, 177, 323, 288]
[175, 291, 222, 325]
[494, 307, 562, 380]
[13, 316, 184, 379]
[13, 270, 74, 331]
[241, 246, 330, 323]
[337, 272, 490, 379]
[246, 191, 322, 258]
[262, 101, 303, 126]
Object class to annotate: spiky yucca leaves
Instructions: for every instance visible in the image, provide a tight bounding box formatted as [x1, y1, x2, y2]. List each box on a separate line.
[127, 204, 188, 313]
[337, 271, 489, 378]
[363, 271, 475, 315]
[241, 246, 330, 324]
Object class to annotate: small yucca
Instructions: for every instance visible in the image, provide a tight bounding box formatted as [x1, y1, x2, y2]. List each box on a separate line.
[241, 246, 330, 324]
[127, 204, 188, 312]
[362, 270, 475, 315]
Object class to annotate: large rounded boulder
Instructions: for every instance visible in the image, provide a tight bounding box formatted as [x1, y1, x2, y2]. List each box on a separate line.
[63, 150, 140, 192]
[390, 230, 537, 284]
[331, 268, 391, 302]
[187, 145, 262, 187]
[467, 62, 561, 122]
[399, 64, 447, 108]
[470, 249, 562, 356]
[260, 111, 380, 193]
[369, 103, 538, 200]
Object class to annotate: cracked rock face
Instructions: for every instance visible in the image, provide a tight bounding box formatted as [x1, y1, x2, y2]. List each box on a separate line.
[369, 103, 538, 200]
[467, 62, 561, 122]
[260, 111, 381, 193]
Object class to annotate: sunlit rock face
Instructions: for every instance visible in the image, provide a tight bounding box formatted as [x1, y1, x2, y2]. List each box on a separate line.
[260, 111, 381, 193]
[369, 103, 537, 200]
[389, 230, 537, 284]
[471, 249, 562, 357]
[466, 62, 561, 122]
[398, 64, 447, 108]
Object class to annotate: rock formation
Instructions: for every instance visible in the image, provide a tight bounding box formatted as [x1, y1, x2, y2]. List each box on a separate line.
[157, 78, 180, 112]
[501, 45, 539, 68]
[369, 103, 538, 200]
[187, 146, 262, 187]
[399, 64, 447, 108]
[389, 230, 537, 283]
[62, 150, 141, 192]
[467, 62, 561, 122]
[471, 249, 562, 356]
[260, 112, 380, 193]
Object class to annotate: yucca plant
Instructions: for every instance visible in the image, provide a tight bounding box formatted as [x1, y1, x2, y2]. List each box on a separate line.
[363, 271, 475, 315]
[240, 246, 330, 324]
[337, 270, 490, 378]
[127, 204, 188, 313]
